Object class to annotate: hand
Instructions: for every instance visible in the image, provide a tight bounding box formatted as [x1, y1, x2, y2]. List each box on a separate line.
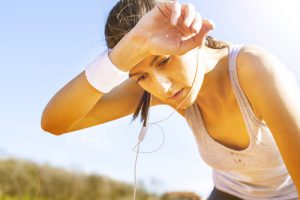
[132, 1, 215, 55]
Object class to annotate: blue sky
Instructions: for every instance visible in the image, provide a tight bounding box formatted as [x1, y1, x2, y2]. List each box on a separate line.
[0, 0, 299, 198]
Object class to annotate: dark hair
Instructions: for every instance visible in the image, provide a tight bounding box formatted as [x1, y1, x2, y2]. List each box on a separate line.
[105, 0, 228, 126]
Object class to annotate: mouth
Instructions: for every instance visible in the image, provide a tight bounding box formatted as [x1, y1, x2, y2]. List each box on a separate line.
[167, 88, 184, 100]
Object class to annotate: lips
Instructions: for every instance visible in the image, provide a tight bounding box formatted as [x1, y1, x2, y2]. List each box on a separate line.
[167, 89, 184, 100]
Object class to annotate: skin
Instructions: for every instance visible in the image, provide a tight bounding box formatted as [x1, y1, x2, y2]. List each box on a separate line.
[129, 43, 300, 194]
[128, 42, 246, 146]
[42, 0, 300, 195]
[128, 46, 206, 110]
[235, 46, 300, 194]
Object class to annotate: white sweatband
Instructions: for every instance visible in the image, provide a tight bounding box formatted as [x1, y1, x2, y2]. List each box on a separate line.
[84, 49, 129, 93]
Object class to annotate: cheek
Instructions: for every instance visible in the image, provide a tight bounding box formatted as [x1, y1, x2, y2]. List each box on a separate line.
[181, 58, 205, 106]
[180, 62, 200, 86]
[165, 63, 190, 85]
[138, 82, 167, 102]
[186, 66, 198, 84]
[138, 82, 157, 97]
[178, 54, 200, 85]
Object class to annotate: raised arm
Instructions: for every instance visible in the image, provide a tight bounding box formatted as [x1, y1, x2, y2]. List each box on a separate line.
[40, 32, 149, 135]
[41, 1, 213, 135]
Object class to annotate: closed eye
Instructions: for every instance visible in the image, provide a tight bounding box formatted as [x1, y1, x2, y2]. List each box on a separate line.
[136, 74, 148, 83]
[158, 56, 171, 67]
[136, 56, 171, 83]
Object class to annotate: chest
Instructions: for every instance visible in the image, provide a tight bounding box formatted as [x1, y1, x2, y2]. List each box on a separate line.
[195, 68, 262, 151]
[187, 100, 284, 171]
[200, 102, 251, 151]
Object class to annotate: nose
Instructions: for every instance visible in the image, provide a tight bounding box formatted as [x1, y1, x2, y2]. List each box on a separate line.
[152, 72, 172, 95]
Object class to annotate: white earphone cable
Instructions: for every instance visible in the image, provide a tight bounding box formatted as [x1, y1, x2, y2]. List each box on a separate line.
[131, 46, 201, 200]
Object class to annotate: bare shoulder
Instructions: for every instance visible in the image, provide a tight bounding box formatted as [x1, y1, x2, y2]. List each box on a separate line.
[235, 45, 277, 120]
[237, 44, 279, 69]
[235, 44, 297, 121]
[236, 44, 291, 84]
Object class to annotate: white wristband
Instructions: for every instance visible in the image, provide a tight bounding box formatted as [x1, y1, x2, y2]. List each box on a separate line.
[84, 49, 129, 93]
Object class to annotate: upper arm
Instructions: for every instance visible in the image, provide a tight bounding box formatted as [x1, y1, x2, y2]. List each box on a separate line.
[67, 78, 164, 132]
[237, 45, 300, 187]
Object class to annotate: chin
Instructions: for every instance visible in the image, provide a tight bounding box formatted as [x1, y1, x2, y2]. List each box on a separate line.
[181, 92, 198, 109]
[172, 87, 199, 110]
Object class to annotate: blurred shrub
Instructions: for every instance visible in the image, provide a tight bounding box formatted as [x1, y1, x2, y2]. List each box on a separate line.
[160, 192, 202, 200]
[0, 158, 159, 200]
[0, 159, 203, 200]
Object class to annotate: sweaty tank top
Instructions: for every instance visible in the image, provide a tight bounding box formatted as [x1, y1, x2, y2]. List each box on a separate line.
[184, 44, 298, 200]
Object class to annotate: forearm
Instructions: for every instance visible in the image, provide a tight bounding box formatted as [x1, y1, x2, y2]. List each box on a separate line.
[41, 31, 149, 135]
[109, 30, 149, 72]
[41, 71, 104, 135]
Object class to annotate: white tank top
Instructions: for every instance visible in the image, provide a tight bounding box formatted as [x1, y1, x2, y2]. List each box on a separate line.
[184, 44, 298, 200]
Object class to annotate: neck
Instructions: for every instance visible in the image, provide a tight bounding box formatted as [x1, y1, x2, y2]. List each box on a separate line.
[196, 45, 230, 110]
[200, 45, 228, 74]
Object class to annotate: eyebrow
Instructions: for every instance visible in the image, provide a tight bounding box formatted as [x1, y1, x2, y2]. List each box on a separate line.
[129, 56, 160, 78]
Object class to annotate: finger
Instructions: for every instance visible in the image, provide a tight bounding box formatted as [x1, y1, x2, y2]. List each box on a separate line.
[203, 19, 215, 30]
[194, 19, 215, 47]
[182, 3, 196, 27]
[177, 19, 215, 54]
[170, 4, 196, 38]
[171, 0, 181, 25]
[190, 12, 202, 33]
[193, 19, 215, 47]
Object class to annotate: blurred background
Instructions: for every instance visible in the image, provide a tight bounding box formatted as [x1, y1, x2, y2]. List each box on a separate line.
[0, 0, 299, 199]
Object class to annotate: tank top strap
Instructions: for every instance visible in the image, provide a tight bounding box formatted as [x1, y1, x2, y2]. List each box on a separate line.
[228, 44, 264, 126]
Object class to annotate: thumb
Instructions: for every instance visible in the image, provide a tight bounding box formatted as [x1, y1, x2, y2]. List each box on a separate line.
[177, 19, 215, 54]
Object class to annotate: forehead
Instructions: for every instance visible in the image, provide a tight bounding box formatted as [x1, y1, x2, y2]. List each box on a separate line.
[129, 55, 160, 75]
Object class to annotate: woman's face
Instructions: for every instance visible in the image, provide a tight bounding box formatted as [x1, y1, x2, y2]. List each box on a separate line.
[129, 48, 205, 109]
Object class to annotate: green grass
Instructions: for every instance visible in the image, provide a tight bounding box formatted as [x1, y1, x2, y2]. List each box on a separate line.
[0, 195, 49, 200]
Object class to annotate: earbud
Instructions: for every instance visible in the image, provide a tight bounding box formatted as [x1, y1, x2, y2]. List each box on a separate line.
[138, 125, 148, 142]
[132, 47, 200, 200]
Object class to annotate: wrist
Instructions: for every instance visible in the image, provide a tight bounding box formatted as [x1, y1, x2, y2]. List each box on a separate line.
[84, 49, 129, 93]
[109, 30, 149, 72]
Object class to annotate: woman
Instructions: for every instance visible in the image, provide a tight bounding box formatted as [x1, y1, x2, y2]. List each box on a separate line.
[41, 0, 300, 199]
